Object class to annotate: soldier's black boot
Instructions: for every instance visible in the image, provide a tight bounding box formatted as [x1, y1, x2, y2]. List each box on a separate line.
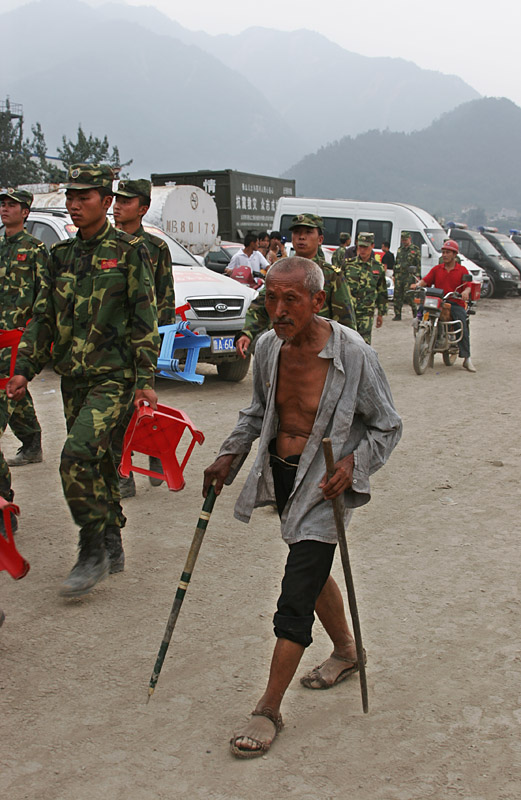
[59, 527, 109, 598]
[118, 473, 136, 498]
[148, 456, 164, 487]
[104, 525, 125, 574]
[7, 432, 43, 467]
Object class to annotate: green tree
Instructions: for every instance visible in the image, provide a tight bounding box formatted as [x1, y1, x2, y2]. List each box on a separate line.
[57, 125, 132, 177]
[0, 98, 42, 186]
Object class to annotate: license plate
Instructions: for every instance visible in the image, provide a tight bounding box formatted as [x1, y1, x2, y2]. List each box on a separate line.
[211, 335, 236, 353]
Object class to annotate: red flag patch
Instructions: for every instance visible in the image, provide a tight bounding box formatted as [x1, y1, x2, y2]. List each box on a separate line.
[17, 253, 27, 261]
[101, 259, 118, 269]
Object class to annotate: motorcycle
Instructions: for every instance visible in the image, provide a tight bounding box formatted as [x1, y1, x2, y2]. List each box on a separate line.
[409, 272, 476, 375]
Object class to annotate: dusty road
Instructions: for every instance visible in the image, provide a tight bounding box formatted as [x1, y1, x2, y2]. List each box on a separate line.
[1, 297, 520, 800]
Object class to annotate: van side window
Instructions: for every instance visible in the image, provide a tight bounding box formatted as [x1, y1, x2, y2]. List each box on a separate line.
[356, 220, 392, 249]
[456, 239, 470, 257]
[409, 232, 425, 250]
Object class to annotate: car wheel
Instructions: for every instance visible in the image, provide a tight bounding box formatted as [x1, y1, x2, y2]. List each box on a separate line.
[480, 277, 494, 298]
[216, 354, 251, 382]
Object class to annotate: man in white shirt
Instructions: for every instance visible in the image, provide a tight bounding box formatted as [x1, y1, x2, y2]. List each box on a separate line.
[226, 233, 269, 278]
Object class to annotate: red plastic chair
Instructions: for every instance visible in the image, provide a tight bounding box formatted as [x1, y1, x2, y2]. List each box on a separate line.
[0, 498, 29, 580]
[0, 329, 24, 390]
[119, 403, 204, 492]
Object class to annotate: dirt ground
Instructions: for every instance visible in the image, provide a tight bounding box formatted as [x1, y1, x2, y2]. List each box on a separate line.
[1, 296, 520, 800]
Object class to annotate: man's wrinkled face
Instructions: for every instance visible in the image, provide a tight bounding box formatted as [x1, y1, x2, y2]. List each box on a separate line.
[265, 267, 325, 341]
[291, 226, 323, 259]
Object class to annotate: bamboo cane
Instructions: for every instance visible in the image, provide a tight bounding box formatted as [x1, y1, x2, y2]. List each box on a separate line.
[147, 482, 217, 701]
[322, 438, 368, 713]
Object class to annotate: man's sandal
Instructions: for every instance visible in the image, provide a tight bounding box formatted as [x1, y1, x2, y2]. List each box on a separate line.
[229, 707, 284, 759]
[300, 650, 367, 690]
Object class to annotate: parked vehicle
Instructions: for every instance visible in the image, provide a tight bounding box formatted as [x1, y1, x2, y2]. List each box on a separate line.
[480, 228, 521, 284]
[410, 276, 478, 375]
[447, 226, 520, 298]
[205, 241, 242, 273]
[272, 197, 485, 284]
[3, 209, 257, 382]
[151, 169, 296, 242]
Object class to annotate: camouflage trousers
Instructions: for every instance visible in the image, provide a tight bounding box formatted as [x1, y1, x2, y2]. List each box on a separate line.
[0, 389, 41, 502]
[356, 313, 375, 345]
[9, 390, 41, 443]
[60, 376, 134, 538]
[0, 393, 13, 502]
[393, 271, 416, 316]
[110, 401, 135, 468]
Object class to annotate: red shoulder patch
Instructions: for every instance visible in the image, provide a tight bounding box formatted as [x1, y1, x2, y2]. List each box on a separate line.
[17, 253, 27, 261]
[101, 259, 118, 269]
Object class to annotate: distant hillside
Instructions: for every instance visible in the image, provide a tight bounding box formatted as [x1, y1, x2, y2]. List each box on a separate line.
[0, 0, 302, 176]
[99, 4, 480, 152]
[0, 0, 482, 179]
[283, 97, 521, 218]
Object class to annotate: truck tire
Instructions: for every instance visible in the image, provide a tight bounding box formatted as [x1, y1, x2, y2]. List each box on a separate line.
[216, 354, 251, 382]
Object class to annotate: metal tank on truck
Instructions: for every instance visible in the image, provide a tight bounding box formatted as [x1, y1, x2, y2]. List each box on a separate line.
[143, 185, 219, 256]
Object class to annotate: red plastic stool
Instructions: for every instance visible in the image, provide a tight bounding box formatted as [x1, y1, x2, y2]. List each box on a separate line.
[0, 498, 29, 580]
[0, 329, 24, 390]
[119, 403, 204, 492]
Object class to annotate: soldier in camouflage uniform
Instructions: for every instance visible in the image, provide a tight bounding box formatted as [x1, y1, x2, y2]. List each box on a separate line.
[113, 179, 176, 497]
[331, 232, 351, 269]
[7, 165, 159, 598]
[236, 214, 357, 357]
[0, 188, 49, 534]
[392, 231, 421, 320]
[343, 232, 387, 344]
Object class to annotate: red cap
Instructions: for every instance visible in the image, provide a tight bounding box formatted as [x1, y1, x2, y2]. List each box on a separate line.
[441, 239, 459, 254]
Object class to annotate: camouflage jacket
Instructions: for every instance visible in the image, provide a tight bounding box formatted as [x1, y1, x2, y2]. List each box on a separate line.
[15, 220, 160, 390]
[241, 254, 357, 341]
[344, 255, 388, 318]
[136, 224, 175, 326]
[394, 243, 421, 276]
[0, 229, 49, 329]
[332, 246, 347, 268]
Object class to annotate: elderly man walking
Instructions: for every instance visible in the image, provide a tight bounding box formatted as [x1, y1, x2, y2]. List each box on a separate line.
[204, 256, 401, 758]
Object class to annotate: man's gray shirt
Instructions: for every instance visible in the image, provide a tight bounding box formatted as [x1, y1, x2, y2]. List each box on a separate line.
[218, 320, 402, 545]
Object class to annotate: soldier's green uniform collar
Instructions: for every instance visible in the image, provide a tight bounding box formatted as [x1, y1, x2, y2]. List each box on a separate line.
[3, 228, 27, 243]
[75, 218, 112, 248]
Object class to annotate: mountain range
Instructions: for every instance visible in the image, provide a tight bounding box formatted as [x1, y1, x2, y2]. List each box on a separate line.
[283, 97, 521, 218]
[0, 0, 480, 176]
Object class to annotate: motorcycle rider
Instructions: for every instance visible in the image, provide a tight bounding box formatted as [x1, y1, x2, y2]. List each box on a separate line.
[411, 239, 476, 372]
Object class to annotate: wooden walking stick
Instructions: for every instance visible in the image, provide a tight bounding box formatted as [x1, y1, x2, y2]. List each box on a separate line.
[322, 438, 369, 713]
[147, 481, 218, 702]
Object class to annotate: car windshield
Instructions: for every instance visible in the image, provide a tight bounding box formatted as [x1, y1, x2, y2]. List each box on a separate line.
[223, 245, 241, 258]
[471, 232, 502, 257]
[495, 236, 521, 258]
[143, 225, 200, 266]
[424, 228, 447, 252]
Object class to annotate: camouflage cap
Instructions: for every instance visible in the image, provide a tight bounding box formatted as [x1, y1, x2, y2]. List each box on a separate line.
[289, 213, 324, 230]
[64, 163, 115, 190]
[340, 231, 351, 239]
[401, 230, 412, 240]
[115, 179, 152, 201]
[0, 187, 34, 206]
[357, 231, 374, 246]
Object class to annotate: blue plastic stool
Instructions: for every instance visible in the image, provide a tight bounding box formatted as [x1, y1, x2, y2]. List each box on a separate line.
[156, 321, 211, 384]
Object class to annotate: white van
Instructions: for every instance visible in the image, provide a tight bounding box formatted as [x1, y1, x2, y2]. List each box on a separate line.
[273, 197, 483, 281]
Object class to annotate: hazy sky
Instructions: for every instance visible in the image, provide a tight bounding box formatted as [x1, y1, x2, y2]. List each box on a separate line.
[3, 0, 520, 106]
